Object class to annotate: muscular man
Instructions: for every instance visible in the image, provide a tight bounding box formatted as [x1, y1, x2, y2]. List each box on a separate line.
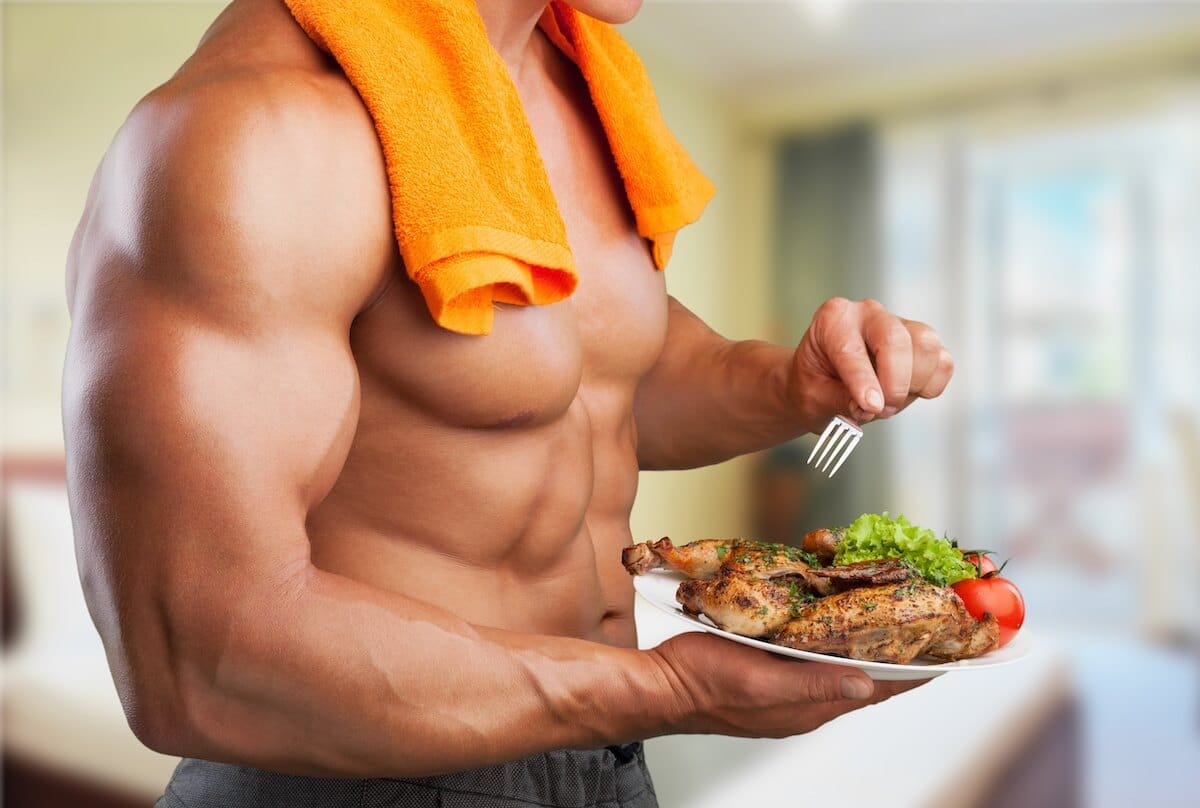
[64, 1, 953, 805]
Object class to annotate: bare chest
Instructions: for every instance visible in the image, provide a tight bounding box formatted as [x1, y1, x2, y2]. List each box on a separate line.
[352, 53, 668, 429]
[351, 241, 664, 433]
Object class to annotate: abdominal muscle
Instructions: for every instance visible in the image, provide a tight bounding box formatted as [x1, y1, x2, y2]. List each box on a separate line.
[307, 399, 641, 647]
[305, 297, 650, 649]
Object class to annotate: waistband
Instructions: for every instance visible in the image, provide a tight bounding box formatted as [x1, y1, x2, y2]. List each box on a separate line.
[159, 743, 655, 808]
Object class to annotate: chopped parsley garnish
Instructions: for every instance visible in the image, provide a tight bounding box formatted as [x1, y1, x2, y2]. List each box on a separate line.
[797, 549, 823, 567]
[785, 581, 818, 617]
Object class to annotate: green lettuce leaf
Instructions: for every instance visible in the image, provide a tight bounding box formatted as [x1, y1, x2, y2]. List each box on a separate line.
[834, 512, 977, 586]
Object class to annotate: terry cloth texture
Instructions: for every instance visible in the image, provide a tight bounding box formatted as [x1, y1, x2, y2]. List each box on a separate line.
[282, 0, 714, 335]
[157, 743, 657, 807]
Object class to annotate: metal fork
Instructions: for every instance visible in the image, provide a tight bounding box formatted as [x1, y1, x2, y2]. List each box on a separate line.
[806, 416, 863, 478]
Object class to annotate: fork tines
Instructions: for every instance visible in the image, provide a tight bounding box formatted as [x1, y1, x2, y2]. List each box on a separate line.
[806, 416, 863, 478]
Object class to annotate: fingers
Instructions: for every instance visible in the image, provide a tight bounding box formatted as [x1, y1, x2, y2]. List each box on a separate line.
[810, 298, 885, 416]
[653, 633, 931, 738]
[863, 307, 913, 413]
[784, 662, 927, 706]
[795, 675, 928, 731]
[671, 633, 877, 705]
[719, 645, 882, 708]
[771, 665, 930, 735]
[904, 319, 954, 401]
[800, 299, 955, 427]
[925, 350, 954, 398]
[788, 660, 876, 703]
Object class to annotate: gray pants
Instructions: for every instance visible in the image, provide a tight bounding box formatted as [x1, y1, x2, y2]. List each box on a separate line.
[157, 743, 657, 808]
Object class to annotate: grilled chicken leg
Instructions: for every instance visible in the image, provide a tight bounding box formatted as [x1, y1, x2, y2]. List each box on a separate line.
[623, 537, 823, 580]
[622, 537, 732, 578]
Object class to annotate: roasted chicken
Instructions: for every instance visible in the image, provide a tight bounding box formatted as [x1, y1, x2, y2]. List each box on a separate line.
[676, 573, 809, 638]
[624, 535, 1000, 664]
[773, 581, 999, 663]
[673, 558, 916, 638]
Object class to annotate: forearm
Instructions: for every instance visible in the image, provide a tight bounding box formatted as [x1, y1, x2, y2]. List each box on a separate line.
[635, 304, 809, 469]
[152, 565, 678, 777]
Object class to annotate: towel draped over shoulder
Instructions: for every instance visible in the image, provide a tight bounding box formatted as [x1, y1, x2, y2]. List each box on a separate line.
[283, 0, 714, 335]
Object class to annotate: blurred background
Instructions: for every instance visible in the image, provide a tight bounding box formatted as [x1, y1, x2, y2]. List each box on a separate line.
[3, 1, 1198, 806]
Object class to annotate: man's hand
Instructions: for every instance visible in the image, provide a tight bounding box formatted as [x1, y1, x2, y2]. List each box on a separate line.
[633, 297, 953, 470]
[789, 298, 954, 435]
[649, 632, 922, 736]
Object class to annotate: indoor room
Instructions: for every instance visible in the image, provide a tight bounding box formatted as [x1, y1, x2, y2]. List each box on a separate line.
[4, 2, 1198, 806]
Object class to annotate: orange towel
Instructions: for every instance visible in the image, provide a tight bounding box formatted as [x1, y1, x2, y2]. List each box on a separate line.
[283, 0, 715, 335]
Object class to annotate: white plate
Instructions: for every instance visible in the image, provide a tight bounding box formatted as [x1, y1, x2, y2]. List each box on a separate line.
[634, 570, 1032, 681]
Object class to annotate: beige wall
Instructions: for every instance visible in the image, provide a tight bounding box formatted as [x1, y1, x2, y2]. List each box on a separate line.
[2, 3, 769, 538]
[3, 2, 222, 453]
[627, 47, 773, 542]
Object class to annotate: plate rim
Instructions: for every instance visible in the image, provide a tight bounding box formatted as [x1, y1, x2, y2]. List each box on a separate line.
[633, 569, 1032, 674]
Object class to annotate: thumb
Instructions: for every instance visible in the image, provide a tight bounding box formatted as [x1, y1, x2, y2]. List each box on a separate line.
[796, 663, 875, 702]
[802, 376, 878, 430]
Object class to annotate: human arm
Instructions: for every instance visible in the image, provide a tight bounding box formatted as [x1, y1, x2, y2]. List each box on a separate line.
[64, 82, 914, 778]
[633, 297, 954, 470]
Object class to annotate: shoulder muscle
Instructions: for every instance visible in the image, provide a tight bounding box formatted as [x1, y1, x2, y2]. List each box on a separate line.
[70, 65, 394, 331]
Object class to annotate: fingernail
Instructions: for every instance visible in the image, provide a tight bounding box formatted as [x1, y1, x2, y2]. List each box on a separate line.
[865, 389, 884, 412]
[841, 677, 873, 700]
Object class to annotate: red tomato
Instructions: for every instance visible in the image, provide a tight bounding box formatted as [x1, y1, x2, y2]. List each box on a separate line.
[952, 575, 1025, 647]
[963, 552, 998, 576]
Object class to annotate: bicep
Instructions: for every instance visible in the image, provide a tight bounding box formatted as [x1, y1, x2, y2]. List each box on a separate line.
[65, 279, 358, 596]
[61, 244, 362, 745]
[62, 102, 383, 684]
[64, 90, 385, 594]
[636, 298, 723, 396]
[632, 298, 729, 458]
